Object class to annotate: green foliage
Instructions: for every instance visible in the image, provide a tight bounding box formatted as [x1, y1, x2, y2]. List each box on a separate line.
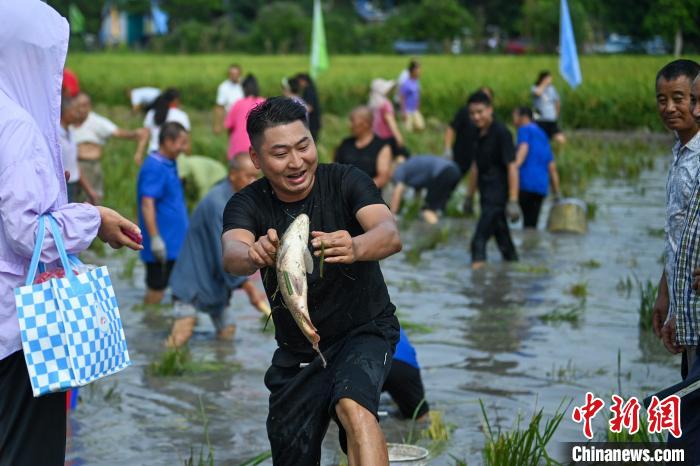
[149, 346, 235, 377]
[539, 303, 584, 323]
[644, 0, 700, 47]
[251, 3, 310, 54]
[480, 400, 565, 466]
[67, 53, 693, 130]
[521, 0, 591, 51]
[183, 397, 214, 466]
[238, 451, 273, 466]
[638, 279, 658, 331]
[569, 281, 588, 299]
[398, 0, 474, 47]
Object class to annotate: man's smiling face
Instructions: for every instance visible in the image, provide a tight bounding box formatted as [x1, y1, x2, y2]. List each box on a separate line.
[250, 120, 318, 203]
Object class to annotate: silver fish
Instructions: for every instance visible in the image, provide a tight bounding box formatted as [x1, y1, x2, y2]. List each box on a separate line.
[276, 214, 327, 367]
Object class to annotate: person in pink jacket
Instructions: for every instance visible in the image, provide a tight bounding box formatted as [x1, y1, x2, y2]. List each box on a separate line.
[225, 75, 265, 160]
[0, 2, 142, 464]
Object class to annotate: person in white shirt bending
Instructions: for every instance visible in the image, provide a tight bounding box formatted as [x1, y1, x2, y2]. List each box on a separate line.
[72, 92, 149, 204]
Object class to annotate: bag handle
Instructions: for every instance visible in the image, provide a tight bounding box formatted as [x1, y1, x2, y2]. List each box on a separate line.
[45, 214, 90, 295]
[25, 216, 47, 286]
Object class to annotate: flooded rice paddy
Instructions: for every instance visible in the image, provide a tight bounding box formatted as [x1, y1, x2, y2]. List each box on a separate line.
[66, 159, 678, 465]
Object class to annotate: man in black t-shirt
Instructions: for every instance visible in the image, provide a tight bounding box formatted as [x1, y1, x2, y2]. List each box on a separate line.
[221, 97, 402, 466]
[467, 91, 521, 269]
[444, 86, 494, 215]
[335, 106, 392, 189]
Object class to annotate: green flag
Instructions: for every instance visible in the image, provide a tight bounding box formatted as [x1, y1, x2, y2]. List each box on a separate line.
[69, 4, 85, 34]
[310, 0, 329, 79]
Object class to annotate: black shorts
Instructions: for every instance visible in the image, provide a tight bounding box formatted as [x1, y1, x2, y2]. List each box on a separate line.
[382, 359, 429, 419]
[264, 315, 399, 466]
[0, 351, 66, 466]
[145, 260, 175, 290]
[535, 120, 561, 140]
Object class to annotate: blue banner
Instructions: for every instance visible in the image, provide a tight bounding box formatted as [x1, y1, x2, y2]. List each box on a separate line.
[559, 0, 582, 89]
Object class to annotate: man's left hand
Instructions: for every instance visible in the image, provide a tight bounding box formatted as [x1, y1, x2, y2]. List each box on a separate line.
[661, 315, 683, 354]
[311, 230, 356, 264]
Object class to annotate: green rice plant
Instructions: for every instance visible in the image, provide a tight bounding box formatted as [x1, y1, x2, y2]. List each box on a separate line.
[450, 456, 468, 466]
[238, 451, 273, 466]
[480, 400, 565, 466]
[539, 304, 584, 324]
[396, 311, 434, 335]
[149, 346, 235, 377]
[638, 279, 658, 331]
[421, 411, 452, 442]
[569, 282, 588, 300]
[605, 409, 666, 445]
[150, 346, 191, 377]
[578, 259, 601, 269]
[616, 275, 634, 297]
[183, 397, 214, 466]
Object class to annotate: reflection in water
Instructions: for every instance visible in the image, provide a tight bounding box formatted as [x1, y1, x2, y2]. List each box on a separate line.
[66, 161, 682, 466]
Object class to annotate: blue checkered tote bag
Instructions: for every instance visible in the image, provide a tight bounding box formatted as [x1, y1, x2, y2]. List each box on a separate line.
[14, 214, 131, 397]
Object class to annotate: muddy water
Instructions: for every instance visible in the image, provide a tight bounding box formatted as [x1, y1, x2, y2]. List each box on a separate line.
[66, 160, 679, 466]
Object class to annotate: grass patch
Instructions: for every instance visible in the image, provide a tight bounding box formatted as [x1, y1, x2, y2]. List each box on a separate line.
[480, 399, 566, 466]
[539, 303, 584, 324]
[149, 346, 236, 377]
[638, 279, 658, 332]
[569, 282, 589, 300]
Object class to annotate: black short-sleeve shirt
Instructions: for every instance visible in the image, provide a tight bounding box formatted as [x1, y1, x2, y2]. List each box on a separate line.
[473, 120, 515, 207]
[450, 106, 478, 175]
[334, 135, 388, 179]
[222, 163, 396, 354]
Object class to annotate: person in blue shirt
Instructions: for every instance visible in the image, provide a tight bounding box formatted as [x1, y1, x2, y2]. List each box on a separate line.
[137, 121, 190, 304]
[167, 153, 270, 347]
[512, 106, 561, 228]
[382, 328, 430, 420]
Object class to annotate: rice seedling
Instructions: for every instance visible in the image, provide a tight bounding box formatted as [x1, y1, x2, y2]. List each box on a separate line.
[238, 451, 273, 466]
[569, 282, 589, 300]
[616, 275, 634, 297]
[480, 399, 566, 466]
[539, 304, 584, 324]
[450, 456, 468, 466]
[149, 346, 235, 377]
[605, 412, 666, 446]
[578, 259, 601, 269]
[183, 397, 214, 466]
[422, 411, 452, 442]
[638, 279, 658, 332]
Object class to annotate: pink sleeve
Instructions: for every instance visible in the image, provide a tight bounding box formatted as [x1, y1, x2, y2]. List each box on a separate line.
[0, 122, 100, 262]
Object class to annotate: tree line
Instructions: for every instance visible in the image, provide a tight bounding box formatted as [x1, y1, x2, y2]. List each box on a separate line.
[48, 0, 700, 54]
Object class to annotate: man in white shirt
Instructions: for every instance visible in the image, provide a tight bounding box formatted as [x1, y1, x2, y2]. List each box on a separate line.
[213, 64, 243, 134]
[72, 93, 149, 203]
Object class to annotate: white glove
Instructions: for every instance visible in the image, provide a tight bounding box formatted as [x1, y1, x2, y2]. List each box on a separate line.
[151, 235, 167, 262]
